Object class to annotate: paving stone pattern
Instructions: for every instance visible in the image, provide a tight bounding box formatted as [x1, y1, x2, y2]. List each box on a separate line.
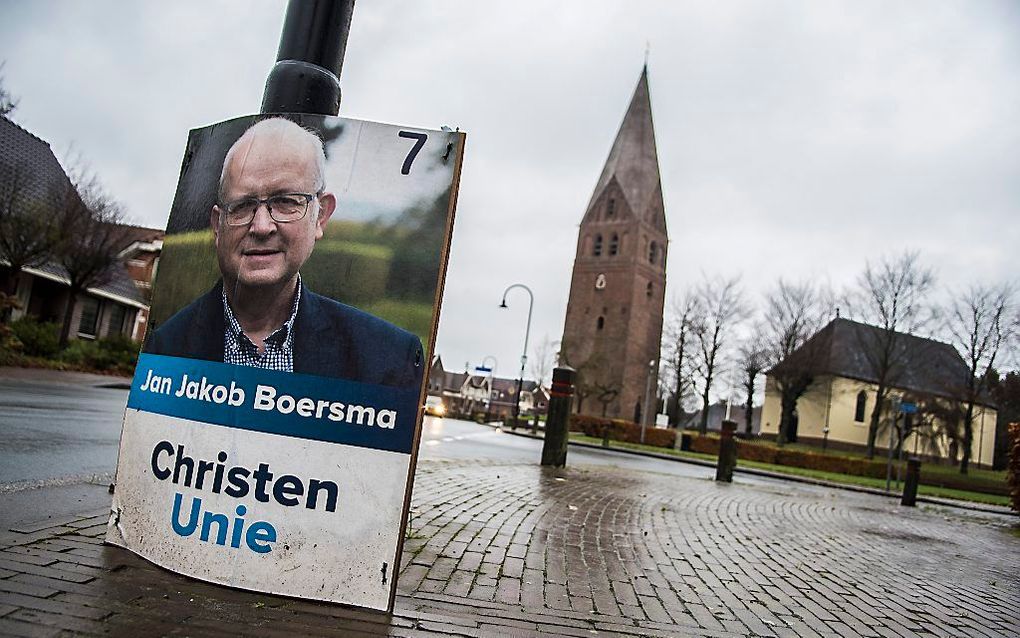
[0, 459, 1017, 637]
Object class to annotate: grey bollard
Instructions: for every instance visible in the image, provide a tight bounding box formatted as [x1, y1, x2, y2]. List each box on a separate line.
[541, 366, 575, 467]
[715, 420, 738, 482]
[901, 457, 921, 506]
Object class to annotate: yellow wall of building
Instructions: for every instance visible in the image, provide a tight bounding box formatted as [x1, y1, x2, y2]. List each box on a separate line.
[760, 374, 997, 466]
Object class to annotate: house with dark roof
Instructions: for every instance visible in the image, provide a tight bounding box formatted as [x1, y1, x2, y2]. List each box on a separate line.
[760, 318, 997, 466]
[1, 117, 162, 342]
[426, 356, 547, 421]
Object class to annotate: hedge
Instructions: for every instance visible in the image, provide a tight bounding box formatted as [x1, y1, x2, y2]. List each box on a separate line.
[569, 414, 677, 449]
[569, 415, 1008, 497]
[149, 226, 393, 328]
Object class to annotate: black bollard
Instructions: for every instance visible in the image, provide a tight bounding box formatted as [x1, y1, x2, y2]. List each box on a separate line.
[901, 457, 921, 506]
[542, 366, 575, 467]
[715, 420, 738, 482]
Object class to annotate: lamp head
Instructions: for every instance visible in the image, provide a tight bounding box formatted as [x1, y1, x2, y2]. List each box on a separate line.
[499, 300, 508, 309]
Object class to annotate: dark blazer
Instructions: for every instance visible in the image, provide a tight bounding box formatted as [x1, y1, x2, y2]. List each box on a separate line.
[146, 281, 423, 389]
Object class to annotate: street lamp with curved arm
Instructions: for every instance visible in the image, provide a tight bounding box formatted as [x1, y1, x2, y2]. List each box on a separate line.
[500, 284, 534, 430]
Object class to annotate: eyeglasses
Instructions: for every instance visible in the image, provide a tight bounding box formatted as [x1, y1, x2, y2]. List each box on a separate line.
[218, 193, 319, 226]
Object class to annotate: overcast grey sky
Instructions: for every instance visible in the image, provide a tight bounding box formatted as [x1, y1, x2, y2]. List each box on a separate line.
[2, 1, 1018, 396]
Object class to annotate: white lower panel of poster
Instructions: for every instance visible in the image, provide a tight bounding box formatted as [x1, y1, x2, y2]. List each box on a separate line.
[106, 409, 409, 609]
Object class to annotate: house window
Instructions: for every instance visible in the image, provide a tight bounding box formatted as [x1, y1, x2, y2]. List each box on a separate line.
[77, 297, 101, 339]
[648, 241, 658, 264]
[609, 234, 619, 256]
[593, 234, 603, 257]
[607, 198, 615, 217]
[596, 316, 605, 331]
[854, 391, 867, 422]
[107, 304, 128, 337]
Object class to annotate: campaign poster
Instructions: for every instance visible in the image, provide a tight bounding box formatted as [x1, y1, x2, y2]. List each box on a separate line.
[106, 114, 465, 611]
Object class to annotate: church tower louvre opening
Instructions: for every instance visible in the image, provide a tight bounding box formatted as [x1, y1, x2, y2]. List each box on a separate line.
[559, 66, 668, 423]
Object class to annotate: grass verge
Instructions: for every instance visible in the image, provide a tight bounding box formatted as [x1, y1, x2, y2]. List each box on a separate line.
[568, 433, 1012, 508]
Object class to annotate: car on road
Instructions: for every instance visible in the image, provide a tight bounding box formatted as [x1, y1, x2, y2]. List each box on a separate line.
[424, 395, 446, 417]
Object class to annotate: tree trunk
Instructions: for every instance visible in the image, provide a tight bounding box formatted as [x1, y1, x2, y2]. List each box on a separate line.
[778, 391, 797, 446]
[671, 358, 684, 427]
[866, 385, 886, 459]
[743, 375, 756, 438]
[960, 399, 975, 475]
[699, 373, 712, 435]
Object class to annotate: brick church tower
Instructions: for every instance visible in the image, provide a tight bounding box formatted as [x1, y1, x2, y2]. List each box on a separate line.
[560, 67, 667, 423]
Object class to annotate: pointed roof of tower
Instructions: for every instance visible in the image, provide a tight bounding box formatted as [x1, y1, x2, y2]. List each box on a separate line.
[585, 66, 663, 220]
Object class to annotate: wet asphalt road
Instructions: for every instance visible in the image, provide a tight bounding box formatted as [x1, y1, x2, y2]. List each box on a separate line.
[0, 371, 717, 490]
[0, 375, 128, 487]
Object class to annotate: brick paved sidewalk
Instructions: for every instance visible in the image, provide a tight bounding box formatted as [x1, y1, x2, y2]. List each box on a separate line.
[1, 459, 1018, 637]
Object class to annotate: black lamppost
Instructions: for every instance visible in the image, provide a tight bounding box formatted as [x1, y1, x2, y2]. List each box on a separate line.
[500, 284, 534, 431]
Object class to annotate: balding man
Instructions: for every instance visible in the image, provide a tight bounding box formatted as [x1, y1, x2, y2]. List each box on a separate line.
[146, 117, 423, 388]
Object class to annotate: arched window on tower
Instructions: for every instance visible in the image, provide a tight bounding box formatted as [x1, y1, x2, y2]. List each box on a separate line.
[596, 316, 605, 331]
[648, 241, 658, 264]
[646, 282, 653, 298]
[593, 234, 603, 257]
[854, 391, 867, 422]
[609, 234, 619, 256]
[607, 198, 616, 217]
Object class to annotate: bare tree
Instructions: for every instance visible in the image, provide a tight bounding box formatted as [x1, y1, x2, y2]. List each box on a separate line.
[737, 330, 769, 437]
[529, 336, 557, 389]
[691, 275, 748, 434]
[593, 382, 619, 418]
[558, 340, 613, 416]
[0, 165, 61, 302]
[662, 290, 700, 427]
[762, 279, 831, 446]
[944, 283, 1017, 474]
[845, 251, 936, 458]
[0, 62, 17, 117]
[54, 170, 130, 347]
[528, 336, 558, 426]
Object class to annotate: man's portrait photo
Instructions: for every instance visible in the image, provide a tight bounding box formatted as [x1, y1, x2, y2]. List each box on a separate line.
[144, 115, 460, 389]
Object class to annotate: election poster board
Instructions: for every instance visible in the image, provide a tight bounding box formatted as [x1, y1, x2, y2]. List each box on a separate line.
[106, 114, 465, 611]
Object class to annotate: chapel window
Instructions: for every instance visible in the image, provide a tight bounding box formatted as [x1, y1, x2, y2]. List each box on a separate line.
[854, 391, 867, 422]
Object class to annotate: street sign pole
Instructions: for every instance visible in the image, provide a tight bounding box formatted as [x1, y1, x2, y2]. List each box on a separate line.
[886, 396, 899, 492]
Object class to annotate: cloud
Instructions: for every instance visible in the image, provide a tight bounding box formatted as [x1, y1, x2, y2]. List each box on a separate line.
[2, 0, 1017, 383]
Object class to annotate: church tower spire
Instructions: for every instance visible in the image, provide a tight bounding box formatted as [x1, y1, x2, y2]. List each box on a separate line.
[560, 67, 668, 423]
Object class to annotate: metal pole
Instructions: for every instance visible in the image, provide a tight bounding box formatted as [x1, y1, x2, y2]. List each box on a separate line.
[641, 359, 655, 444]
[480, 356, 496, 424]
[262, 0, 355, 116]
[500, 284, 534, 431]
[886, 397, 899, 492]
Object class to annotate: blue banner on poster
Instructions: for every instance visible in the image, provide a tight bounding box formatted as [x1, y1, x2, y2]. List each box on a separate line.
[127, 354, 419, 454]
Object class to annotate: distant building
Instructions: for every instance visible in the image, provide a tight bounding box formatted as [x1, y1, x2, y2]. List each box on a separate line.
[760, 318, 997, 466]
[560, 67, 668, 425]
[0, 116, 162, 342]
[427, 356, 547, 420]
[680, 401, 762, 435]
